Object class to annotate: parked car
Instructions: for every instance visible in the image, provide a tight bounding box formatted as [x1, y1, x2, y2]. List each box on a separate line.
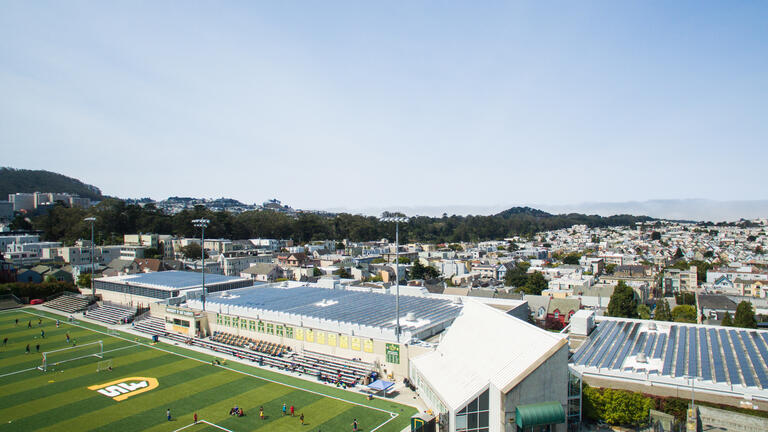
[30, 299, 44, 305]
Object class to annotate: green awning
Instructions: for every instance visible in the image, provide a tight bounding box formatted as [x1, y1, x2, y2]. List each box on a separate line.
[515, 402, 565, 428]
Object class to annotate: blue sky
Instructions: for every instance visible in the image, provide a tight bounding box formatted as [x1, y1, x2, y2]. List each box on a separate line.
[1, 1, 767, 213]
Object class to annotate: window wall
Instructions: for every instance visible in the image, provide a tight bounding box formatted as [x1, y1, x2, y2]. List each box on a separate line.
[455, 389, 489, 432]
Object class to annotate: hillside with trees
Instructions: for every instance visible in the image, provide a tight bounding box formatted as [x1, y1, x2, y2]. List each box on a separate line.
[30, 198, 654, 245]
[0, 167, 103, 201]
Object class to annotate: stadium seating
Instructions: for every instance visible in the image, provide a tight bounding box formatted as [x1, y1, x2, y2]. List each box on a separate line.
[86, 303, 137, 325]
[44, 293, 90, 313]
[211, 331, 291, 357]
[133, 316, 166, 336]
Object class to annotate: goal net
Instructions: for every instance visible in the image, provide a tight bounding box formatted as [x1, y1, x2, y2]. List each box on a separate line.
[39, 340, 103, 371]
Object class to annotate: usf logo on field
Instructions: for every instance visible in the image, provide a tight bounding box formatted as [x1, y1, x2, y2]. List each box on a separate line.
[88, 377, 159, 401]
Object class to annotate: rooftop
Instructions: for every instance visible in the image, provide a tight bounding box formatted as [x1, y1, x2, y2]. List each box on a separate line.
[100, 270, 248, 291]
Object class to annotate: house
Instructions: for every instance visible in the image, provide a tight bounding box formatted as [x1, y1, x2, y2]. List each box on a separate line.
[546, 298, 581, 328]
[734, 279, 768, 298]
[698, 294, 738, 322]
[662, 266, 697, 293]
[16, 268, 43, 283]
[278, 253, 309, 267]
[240, 263, 284, 282]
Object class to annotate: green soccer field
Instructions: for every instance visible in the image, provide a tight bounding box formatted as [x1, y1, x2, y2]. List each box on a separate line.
[0, 308, 416, 432]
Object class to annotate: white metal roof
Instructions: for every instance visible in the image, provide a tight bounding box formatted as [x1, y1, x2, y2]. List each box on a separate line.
[411, 300, 567, 411]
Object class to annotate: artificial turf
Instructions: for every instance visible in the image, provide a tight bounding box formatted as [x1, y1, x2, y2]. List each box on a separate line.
[0, 308, 417, 432]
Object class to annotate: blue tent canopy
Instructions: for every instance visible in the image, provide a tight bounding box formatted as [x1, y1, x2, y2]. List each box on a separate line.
[367, 379, 395, 392]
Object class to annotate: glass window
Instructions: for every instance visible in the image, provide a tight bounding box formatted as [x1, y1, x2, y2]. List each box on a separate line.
[258, 321, 265, 333]
[455, 390, 489, 432]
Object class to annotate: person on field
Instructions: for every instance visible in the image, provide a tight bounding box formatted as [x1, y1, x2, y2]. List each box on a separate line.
[3, 337, 7, 346]
[259, 406, 264, 420]
[352, 418, 358, 432]
[300, 413, 304, 425]
[167, 408, 171, 421]
[282, 402, 287, 416]
[41, 329, 45, 338]
[28, 320, 31, 328]
[290, 405, 295, 416]
[36, 344, 40, 353]
[193, 412, 197, 424]
[15, 318, 18, 326]
[25, 344, 30, 354]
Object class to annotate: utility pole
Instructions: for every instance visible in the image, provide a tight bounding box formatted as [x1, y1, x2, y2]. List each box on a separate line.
[84, 217, 97, 297]
[379, 215, 409, 342]
[192, 219, 210, 311]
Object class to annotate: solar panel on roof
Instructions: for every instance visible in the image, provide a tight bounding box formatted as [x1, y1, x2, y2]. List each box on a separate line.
[688, 327, 697, 379]
[673, 326, 686, 377]
[577, 321, 617, 366]
[698, 328, 711, 381]
[589, 322, 623, 368]
[612, 323, 640, 369]
[662, 327, 677, 375]
[709, 328, 726, 383]
[718, 329, 741, 386]
[631, 332, 647, 356]
[643, 332, 657, 358]
[601, 322, 631, 369]
[730, 330, 756, 388]
[740, 331, 768, 389]
[653, 333, 666, 359]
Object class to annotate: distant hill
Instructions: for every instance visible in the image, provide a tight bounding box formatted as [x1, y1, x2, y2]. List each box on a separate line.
[495, 206, 553, 218]
[0, 168, 103, 201]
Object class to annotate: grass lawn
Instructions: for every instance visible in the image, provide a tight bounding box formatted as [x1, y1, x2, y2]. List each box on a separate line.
[0, 308, 417, 432]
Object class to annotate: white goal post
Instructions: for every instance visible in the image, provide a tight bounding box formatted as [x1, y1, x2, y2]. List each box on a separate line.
[39, 340, 103, 371]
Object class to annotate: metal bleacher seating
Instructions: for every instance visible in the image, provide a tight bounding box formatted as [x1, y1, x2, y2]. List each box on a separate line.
[44, 293, 90, 314]
[86, 303, 137, 325]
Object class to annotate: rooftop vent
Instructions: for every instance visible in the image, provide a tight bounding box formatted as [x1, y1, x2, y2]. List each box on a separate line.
[648, 322, 657, 331]
[637, 353, 648, 363]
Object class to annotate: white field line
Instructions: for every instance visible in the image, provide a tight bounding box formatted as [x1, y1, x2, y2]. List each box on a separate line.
[20, 309, 401, 431]
[0, 342, 140, 378]
[171, 419, 235, 432]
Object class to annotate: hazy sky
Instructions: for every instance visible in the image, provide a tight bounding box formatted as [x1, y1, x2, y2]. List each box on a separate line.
[2, 1, 767, 212]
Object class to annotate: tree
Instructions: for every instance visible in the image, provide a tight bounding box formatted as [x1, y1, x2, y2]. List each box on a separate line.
[397, 256, 411, 264]
[77, 273, 91, 289]
[607, 281, 638, 318]
[180, 243, 206, 260]
[409, 261, 439, 280]
[522, 271, 547, 295]
[674, 292, 695, 306]
[650, 231, 661, 241]
[654, 299, 672, 321]
[562, 253, 581, 265]
[671, 305, 697, 323]
[703, 250, 714, 258]
[637, 304, 651, 320]
[604, 263, 617, 275]
[721, 312, 734, 327]
[505, 262, 530, 288]
[734, 301, 757, 328]
[335, 242, 345, 251]
[312, 267, 323, 277]
[335, 267, 351, 279]
[673, 247, 684, 259]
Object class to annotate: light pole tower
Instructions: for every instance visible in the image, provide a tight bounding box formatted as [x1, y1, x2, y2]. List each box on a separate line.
[380, 215, 409, 342]
[192, 219, 210, 311]
[84, 217, 97, 297]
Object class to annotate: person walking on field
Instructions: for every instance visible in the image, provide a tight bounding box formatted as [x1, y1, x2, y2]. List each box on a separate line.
[25, 344, 30, 354]
[300, 413, 304, 425]
[36, 344, 40, 353]
[166, 408, 171, 421]
[290, 405, 295, 416]
[3, 337, 7, 346]
[282, 403, 287, 416]
[193, 412, 197, 424]
[259, 406, 264, 420]
[352, 418, 358, 432]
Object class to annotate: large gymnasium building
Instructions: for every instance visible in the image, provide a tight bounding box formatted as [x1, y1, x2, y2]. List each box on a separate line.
[90, 271, 573, 432]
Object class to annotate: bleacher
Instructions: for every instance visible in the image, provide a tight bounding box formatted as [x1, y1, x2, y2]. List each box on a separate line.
[211, 331, 291, 356]
[0, 294, 22, 310]
[133, 316, 165, 336]
[44, 294, 90, 313]
[131, 324, 371, 388]
[86, 303, 136, 325]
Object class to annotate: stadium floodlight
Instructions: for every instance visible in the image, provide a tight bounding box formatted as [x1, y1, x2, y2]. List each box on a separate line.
[192, 218, 210, 312]
[379, 215, 410, 342]
[84, 217, 97, 297]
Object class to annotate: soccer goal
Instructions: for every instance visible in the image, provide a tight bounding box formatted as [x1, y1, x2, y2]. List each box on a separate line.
[39, 340, 103, 371]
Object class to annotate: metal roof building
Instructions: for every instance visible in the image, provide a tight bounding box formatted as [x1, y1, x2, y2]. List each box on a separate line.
[95, 270, 254, 299]
[570, 316, 768, 404]
[186, 284, 463, 342]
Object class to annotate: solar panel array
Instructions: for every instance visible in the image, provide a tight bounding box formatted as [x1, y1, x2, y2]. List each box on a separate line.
[571, 320, 768, 389]
[208, 286, 462, 332]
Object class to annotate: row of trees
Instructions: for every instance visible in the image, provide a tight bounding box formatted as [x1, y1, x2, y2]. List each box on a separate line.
[25, 199, 652, 246]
